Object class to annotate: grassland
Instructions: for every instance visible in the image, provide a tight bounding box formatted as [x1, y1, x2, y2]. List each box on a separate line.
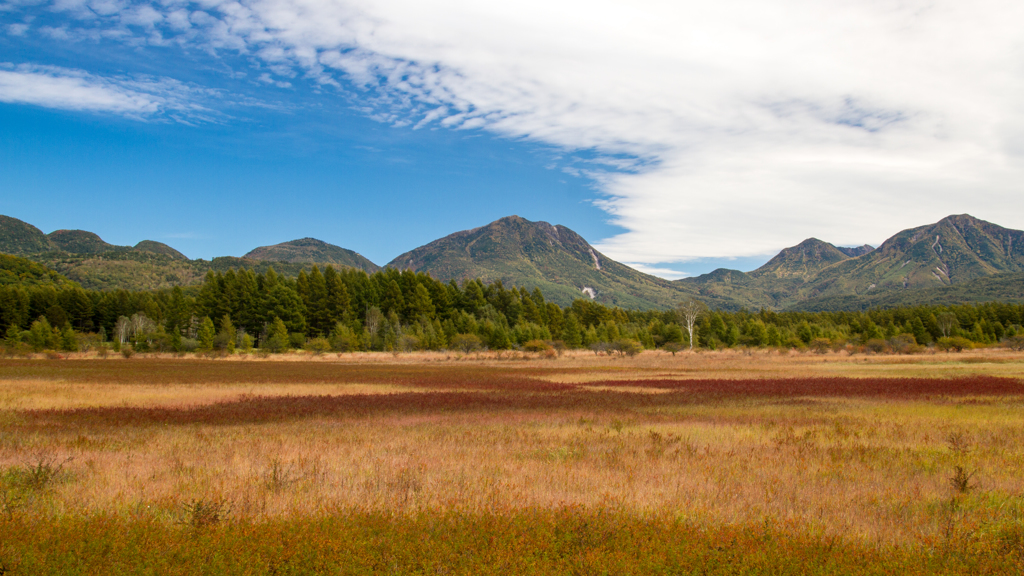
[1, 349, 1023, 574]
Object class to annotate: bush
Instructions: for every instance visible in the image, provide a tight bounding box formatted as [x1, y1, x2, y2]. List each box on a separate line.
[264, 334, 289, 354]
[1003, 335, 1024, 351]
[304, 337, 331, 355]
[937, 336, 973, 352]
[889, 333, 919, 354]
[450, 333, 482, 353]
[523, 339, 552, 353]
[808, 338, 831, 354]
[397, 335, 421, 353]
[614, 339, 644, 357]
[865, 339, 888, 354]
[662, 342, 684, 356]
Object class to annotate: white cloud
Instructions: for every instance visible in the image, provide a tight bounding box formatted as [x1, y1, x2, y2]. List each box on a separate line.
[0, 63, 220, 120]
[8, 0, 1024, 267]
[0, 64, 161, 113]
[620, 263, 691, 280]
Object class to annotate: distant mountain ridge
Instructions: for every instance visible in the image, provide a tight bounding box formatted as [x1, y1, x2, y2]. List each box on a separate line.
[2, 212, 1023, 310]
[678, 214, 1024, 309]
[0, 215, 379, 291]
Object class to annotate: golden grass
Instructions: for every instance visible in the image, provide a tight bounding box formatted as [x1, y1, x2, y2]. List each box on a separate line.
[1, 350, 1022, 551]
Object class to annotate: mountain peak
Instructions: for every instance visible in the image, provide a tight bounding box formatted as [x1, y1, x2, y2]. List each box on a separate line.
[386, 215, 687, 308]
[48, 229, 115, 254]
[0, 215, 54, 255]
[837, 245, 874, 258]
[243, 238, 379, 272]
[750, 237, 849, 280]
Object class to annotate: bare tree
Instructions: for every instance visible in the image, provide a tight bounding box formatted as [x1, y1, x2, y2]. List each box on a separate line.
[364, 306, 383, 337]
[114, 316, 131, 345]
[937, 312, 958, 338]
[676, 299, 708, 351]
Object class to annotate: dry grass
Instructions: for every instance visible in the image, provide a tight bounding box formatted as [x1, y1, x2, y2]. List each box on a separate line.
[1, 350, 1022, 567]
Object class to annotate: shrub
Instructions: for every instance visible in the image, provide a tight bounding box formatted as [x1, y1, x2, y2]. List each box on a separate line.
[662, 342, 684, 356]
[397, 335, 421, 353]
[13, 455, 74, 491]
[865, 339, 888, 354]
[120, 346, 134, 359]
[615, 339, 644, 357]
[808, 338, 831, 354]
[304, 337, 331, 355]
[1003, 335, 1024, 351]
[937, 337, 973, 352]
[889, 333, 919, 354]
[450, 333, 482, 353]
[523, 339, 552, 353]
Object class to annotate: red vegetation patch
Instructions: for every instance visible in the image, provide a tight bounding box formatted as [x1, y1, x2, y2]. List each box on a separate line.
[579, 376, 1024, 398]
[12, 376, 1022, 430]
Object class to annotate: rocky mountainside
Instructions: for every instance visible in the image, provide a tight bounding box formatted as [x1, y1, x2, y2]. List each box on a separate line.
[679, 214, 1024, 309]
[244, 238, 379, 273]
[386, 215, 709, 309]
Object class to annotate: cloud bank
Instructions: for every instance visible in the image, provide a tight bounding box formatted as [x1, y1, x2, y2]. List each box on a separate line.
[6, 0, 1024, 267]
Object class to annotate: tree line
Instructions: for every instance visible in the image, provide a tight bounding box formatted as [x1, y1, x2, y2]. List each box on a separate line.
[2, 265, 1023, 354]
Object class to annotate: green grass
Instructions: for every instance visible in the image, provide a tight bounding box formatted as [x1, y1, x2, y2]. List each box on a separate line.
[2, 509, 1020, 575]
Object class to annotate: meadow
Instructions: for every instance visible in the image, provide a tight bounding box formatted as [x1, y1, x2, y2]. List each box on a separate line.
[1, 348, 1022, 574]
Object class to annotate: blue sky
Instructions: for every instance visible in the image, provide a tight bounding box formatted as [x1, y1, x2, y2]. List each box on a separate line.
[2, 0, 1022, 278]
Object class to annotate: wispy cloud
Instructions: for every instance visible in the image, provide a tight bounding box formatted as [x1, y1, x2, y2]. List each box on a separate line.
[621, 263, 691, 281]
[6, 0, 1024, 262]
[0, 63, 221, 121]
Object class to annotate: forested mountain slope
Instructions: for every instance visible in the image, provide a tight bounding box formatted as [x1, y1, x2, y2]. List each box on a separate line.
[386, 216, 719, 309]
[678, 215, 1024, 310]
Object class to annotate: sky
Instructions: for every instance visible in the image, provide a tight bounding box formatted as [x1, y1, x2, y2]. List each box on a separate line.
[2, 0, 1023, 279]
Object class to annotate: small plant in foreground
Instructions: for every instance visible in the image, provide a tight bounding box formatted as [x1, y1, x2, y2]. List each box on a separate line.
[179, 498, 231, 530]
[949, 465, 976, 494]
[19, 455, 74, 490]
[263, 459, 301, 492]
[946, 431, 976, 494]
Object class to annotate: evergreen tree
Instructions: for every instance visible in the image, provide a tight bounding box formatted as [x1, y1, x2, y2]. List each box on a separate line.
[197, 317, 216, 351]
[562, 312, 583, 348]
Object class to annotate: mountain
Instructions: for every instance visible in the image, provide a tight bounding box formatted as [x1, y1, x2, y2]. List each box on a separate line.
[48, 229, 119, 254]
[749, 238, 851, 281]
[806, 214, 1024, 298]
[244, 238, 380, 273]
[679, 214, 1024, 310]
[837, 245, 874, 258]
[134, 240, 188, 260]
[386, 215, 710, 309]
[3, 212, 1022, 311]
[0, 215, 55, 255]
[0, 215, 379, 290]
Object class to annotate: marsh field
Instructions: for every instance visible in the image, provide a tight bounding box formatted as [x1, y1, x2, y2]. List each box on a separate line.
[1, 349, 1023, 574]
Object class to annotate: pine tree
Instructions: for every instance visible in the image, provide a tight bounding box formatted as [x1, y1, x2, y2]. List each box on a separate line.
[197, 317, 216, 351]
